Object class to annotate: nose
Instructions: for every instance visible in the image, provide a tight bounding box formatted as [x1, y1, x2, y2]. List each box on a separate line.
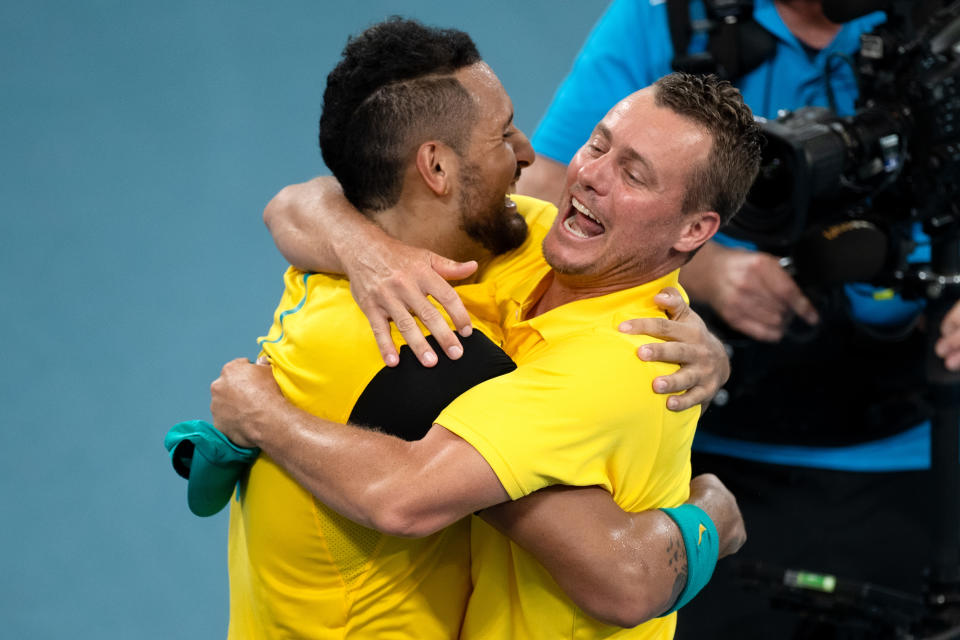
[575, 147, 611, 196]
[512, 127, 535, 169]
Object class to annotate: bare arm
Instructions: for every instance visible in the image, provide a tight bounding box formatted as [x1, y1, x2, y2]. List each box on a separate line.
[210, 358, 508, 537]
[679, 241, 819, 342]
[265, 178, 726, 402]
[264, 177, 477, 367]
[480, 474, 745, 627]
[211, 358, 745, 624]
[264, 177, 376, 273]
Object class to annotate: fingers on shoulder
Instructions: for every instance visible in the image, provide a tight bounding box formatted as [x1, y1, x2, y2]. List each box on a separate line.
[621, 316, 678, 340]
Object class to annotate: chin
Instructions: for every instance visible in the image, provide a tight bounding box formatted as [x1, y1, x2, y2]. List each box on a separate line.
[494, 213, 529, 254]
[542, 239, 590, 276]
[465, 207, 529, 256]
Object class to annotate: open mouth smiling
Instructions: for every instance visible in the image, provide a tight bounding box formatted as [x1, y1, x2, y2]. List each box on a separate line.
[562, 196, 605, 239]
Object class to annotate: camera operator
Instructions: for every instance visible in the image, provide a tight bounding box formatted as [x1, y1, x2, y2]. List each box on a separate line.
[520, 0, 958, 637]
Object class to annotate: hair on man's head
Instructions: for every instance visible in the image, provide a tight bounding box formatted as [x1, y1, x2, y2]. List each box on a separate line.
[653, 72, 763, 225]
[319, 18, 482, 212]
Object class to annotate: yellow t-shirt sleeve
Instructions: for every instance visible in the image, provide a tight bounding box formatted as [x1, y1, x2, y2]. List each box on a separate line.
[435, 332, 672, 500]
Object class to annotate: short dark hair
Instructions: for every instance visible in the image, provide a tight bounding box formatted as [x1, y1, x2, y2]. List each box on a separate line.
[319, 18, 482, 212]
[653, 72, 762, 224]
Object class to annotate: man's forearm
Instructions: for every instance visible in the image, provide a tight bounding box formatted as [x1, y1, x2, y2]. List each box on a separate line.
[481, 486, 686, 628]
[211, 359, 509, 536]
[263, 177, 384, 273]
[244, 397, 417, 532]
[480, 474, 744, 627]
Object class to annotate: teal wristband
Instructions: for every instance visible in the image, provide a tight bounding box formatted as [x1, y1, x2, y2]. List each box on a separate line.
[658, 504, 719, 615]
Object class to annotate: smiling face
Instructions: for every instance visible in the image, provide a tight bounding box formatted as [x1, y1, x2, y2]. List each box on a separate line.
[542, 87, 718, 290]
[453, 62, 534, 255]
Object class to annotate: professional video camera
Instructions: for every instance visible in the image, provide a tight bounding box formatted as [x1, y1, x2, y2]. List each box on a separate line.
[717, 5, 960, 637]
[728, 0, 960, 292]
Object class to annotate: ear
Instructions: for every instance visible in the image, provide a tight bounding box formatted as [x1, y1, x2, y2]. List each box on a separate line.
[673, 210, 721, 253]
[414, 141, 457, 197]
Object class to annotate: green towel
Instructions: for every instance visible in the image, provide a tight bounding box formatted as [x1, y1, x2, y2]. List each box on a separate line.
[164, 419, 259, 517]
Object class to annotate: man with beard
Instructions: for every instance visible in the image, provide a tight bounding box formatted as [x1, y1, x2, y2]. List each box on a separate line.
[221, 18, 742, 640]
[212, 23, 761, 636]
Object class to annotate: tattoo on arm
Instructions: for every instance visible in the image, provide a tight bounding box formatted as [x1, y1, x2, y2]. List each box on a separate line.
[661, 530, 688, 614]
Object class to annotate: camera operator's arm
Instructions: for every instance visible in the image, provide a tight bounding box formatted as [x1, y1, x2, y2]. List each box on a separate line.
[264, 177, 477, 368]
[680, 242, 819, 342]
[480, 473, 745, 627]
[936, 300, 960, 371]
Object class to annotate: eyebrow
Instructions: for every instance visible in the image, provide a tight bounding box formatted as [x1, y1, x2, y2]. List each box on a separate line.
[595, 122, 659, 187]
[502, 110, 514, 130]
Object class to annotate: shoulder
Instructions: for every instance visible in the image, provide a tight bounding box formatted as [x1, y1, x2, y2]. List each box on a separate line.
[538, 328, 676, 387]
[351, 331, 516, 441]
[448, 328, 672, 411]
[592, 0, 667, 33]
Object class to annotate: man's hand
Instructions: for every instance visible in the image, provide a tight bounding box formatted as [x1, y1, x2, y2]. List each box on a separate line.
[688, 473, 746, 559]
[936, 299, 960, 371]
[209, 358, 283, 448]
[681, 242, 819, 342]
[264, 177, 478, 369]
[619, 287, 730, 412]
[341, 234, 478, 368]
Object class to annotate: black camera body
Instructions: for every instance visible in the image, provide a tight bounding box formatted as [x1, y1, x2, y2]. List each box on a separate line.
[729, 0, 960, 290]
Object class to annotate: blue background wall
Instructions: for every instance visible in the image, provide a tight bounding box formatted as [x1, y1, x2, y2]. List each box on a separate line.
[0, 2, 606, 637]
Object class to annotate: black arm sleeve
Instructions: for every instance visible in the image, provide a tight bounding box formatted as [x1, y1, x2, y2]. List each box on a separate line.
[347, 332, 517, 442]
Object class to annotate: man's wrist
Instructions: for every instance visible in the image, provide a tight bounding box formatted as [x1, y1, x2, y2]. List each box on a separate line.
[657, 504, 719, 615]
[338, 216, 389, 276]
[245, 393, 294, 449]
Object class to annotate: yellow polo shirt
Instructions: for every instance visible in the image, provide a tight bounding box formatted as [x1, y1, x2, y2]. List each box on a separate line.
[227, 270, 476, 639]
[436, 263, 698, 639]
[226, 196, 556, 639]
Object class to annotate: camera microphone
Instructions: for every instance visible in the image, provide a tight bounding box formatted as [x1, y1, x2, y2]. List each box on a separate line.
[791, 219, 888, 285]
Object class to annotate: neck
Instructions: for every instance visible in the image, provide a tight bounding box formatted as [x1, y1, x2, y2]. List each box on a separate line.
[371, 197, 491, 265]
[775, 0, 841, 49]
[528, 261, 679, 319]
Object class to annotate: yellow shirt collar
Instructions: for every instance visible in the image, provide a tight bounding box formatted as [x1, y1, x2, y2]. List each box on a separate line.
[503, 265, 685, 342]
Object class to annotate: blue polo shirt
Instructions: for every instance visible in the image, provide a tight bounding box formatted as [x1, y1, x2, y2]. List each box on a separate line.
[533, 0, 931, 472]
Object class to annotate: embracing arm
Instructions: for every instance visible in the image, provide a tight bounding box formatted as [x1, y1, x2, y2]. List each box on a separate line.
[264, 177, 375, 274]
[210, 358, 508, 537]
[264, 177, 476, 367]
[264, 179, 727, 401]
[481, 474, 745, 628]
[212, 358, 743, 625]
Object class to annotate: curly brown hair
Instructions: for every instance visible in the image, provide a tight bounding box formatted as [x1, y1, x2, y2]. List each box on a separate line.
[319, 18, 481, 212]
[653, 72, 763, 225]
